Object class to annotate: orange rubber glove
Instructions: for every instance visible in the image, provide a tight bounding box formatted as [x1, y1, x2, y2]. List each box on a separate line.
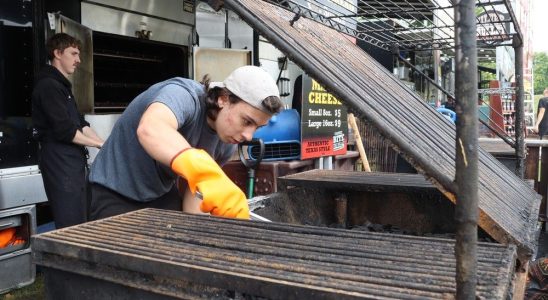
[171, 148, 250, 219]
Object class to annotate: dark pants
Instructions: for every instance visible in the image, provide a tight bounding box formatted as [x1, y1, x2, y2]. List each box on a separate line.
[39, 143, 88, 229]
[89, 183, 181, 221]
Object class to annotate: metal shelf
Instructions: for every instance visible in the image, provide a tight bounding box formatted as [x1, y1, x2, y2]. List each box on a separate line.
[478, 87, 515, 95]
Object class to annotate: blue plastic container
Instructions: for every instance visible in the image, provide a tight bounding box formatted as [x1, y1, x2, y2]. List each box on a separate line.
[249, 109, 301, 161]
[436, 107, 456, 123]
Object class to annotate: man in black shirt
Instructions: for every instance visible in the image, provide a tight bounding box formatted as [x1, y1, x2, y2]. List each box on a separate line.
[443, 97, 456, 112]
[534, 88, 548, 139]
[32, 33, 104, 228]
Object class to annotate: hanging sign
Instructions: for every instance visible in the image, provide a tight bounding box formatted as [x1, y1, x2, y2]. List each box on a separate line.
[477, 10, 511, 41]
[300, 75, 348, 160]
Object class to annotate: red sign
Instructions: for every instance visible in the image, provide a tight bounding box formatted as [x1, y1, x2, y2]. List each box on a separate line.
[300, 75, 347, 159]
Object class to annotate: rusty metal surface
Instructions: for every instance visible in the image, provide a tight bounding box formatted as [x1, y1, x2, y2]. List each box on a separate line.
[223, 160, 314, 196]
[223, 0, 540, 258]
[280, 169, 439, 193]
[33, 209, 516, 299]
[361, 123, 399, 172]
[453, 1, 480, 296]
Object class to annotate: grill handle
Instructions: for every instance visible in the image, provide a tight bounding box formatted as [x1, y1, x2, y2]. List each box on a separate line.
[0, 222, 15, 229]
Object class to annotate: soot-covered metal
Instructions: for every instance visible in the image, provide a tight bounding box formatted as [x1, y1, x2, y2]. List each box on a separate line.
[221, 0, 539, 259]
[33, 209, 516, 299]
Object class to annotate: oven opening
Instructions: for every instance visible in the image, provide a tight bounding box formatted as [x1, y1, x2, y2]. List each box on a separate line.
[0, 214, 30, 255]
[92, 32, 188, 113]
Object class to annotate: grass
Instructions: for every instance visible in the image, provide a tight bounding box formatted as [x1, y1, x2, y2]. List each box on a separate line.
[0, 273, 45, 300]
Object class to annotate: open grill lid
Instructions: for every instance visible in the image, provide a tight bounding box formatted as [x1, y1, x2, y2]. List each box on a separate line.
[220, 0, 539, 257]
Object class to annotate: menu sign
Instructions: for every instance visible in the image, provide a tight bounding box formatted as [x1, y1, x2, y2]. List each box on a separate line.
[300, 75, 347, 159]
[476, 10, 511, 41]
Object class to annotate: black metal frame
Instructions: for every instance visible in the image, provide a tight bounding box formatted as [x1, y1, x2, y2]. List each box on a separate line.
[265, 0, 521, 52]
[266, 0, 526, 177]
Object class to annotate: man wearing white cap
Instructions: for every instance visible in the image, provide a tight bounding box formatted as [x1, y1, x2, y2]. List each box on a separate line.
[88, 66, 283, 220]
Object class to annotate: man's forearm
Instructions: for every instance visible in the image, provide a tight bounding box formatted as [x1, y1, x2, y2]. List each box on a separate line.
[534, 109, 546, 132]
[72, 129, 103, 148]
[82, 126, 104, 148]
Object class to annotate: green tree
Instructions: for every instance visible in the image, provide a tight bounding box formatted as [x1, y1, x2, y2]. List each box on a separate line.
[534, 52, 548, 94]
[478, 60, 497, 83]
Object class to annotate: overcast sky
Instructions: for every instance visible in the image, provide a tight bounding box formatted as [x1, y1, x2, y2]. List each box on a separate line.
[532, 0, 547, 53]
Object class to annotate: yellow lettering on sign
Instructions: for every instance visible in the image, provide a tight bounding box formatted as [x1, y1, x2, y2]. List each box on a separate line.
[311, 80, 326, 92]
[308, 92, 342, 105]
[308, 79, 342, 105]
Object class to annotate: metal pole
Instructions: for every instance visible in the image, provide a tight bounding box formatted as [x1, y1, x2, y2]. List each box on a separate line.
[324, 156, 333, 170]
[314, 157, 324, 169]
[513, 36, 525, 178]
[454, 0, 478, 298]
[224, 12, 231, 48]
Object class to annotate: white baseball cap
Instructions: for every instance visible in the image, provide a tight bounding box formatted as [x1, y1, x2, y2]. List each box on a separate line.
[210, 66, 280, 114]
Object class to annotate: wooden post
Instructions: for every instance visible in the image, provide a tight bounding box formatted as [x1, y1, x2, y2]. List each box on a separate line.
[348, 113, 371, 172]
[512, 261, 529, 300]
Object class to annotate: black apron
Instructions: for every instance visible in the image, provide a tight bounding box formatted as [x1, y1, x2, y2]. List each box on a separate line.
[38, 93, 88, 228]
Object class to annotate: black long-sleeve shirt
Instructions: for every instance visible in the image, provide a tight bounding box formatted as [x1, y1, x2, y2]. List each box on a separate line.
[538, 97, 548, 137]
[32, 65, 89, 143]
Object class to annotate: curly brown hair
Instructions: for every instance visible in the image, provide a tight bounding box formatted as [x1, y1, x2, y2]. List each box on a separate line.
[200, 74, 283, 120]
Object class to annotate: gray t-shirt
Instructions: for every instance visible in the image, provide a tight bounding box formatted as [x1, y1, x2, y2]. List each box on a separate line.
[89, 77, 235, 202]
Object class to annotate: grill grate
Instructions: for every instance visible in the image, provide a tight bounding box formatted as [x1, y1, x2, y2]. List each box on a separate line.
[33, 209, 515, 299]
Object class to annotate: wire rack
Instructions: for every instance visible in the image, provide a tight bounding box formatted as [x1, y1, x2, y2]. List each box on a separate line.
[265, 0, 521, 52]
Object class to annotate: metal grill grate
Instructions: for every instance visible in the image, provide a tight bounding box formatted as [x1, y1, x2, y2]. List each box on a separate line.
[33, 209, 516, 299]
[361, 123, 399, 172]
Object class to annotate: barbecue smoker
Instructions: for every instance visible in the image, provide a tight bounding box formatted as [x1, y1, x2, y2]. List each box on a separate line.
[33, 209, 516, 300]
[30, 172, 527, 299]
[31, 1, 540, 299]
[0, 0, 47, 293]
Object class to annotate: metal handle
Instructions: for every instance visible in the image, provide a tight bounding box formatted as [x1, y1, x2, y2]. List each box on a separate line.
[238, 138, 265, 170]
[0, 222, 14, 229]
[249, 212, 271, 222]
[195, 191, 271, 222]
